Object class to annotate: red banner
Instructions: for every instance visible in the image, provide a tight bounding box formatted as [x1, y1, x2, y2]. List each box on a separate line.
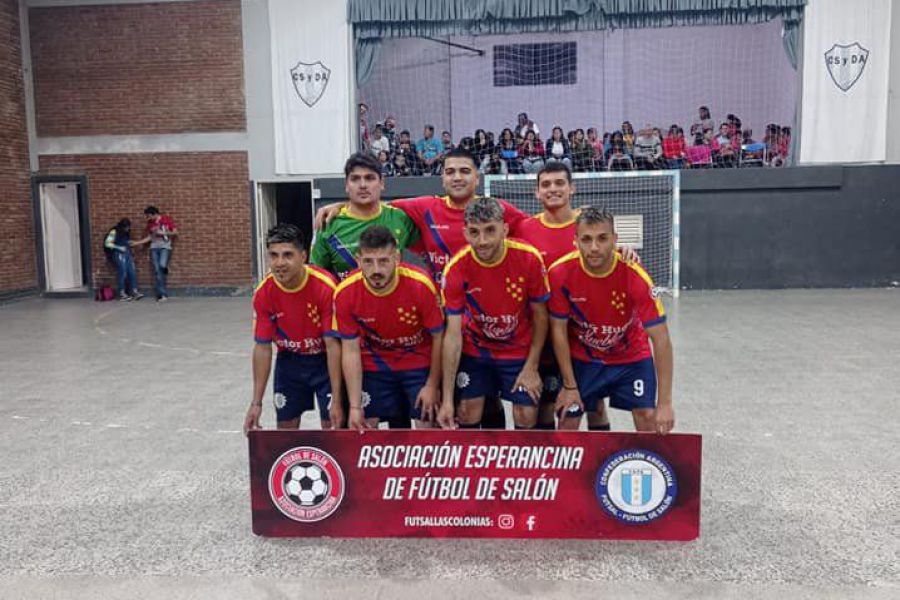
[249, 430, 701, 540]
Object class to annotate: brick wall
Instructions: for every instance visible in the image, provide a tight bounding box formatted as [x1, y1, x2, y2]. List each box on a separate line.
[0, 0, 37, 295]
[30, 0, 245, 136]
[39, 152, 252, 290]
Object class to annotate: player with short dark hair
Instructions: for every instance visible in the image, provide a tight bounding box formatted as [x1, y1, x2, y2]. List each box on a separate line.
[244, 223, 343, 434]
[132, 205, 178, 301]
[438, 198, 550, 430]
[333, 225, 445, 431]
[548, 207, 674, 434]
[311, 153, 420, 281]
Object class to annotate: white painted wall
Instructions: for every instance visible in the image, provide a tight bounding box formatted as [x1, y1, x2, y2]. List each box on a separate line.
[886, 0, 900, 163]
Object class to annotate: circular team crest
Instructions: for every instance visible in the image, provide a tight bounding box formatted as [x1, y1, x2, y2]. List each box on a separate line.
[268, 446, 345, 523]
[456, 371, 470, 389]
[595, 449, 677, 524]
[273, 392, 287, 410]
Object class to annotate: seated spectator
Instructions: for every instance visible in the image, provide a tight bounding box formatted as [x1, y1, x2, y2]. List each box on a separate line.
[621, 121, 635, 154]
[369, 124, 391, 157]
[396, 140, 423, 175]
[571, 128, 594, 172]
[662, 125, 687, 169]
[497, 128, 522, 173]
[481, 148, 508, 175]
[416, 125, 444, 175]
[776, 126, 791, 166]
[740, 129, 766, 166]
[713, 124, 737, 167]
[607, 142, 634, 171]
[377, 150, 395, 177]
[605, 130, 627, 163]
[441, 130, 454, 154]
[544, 126, 572, 169]
[473, 129, 493, 163]
[587, 127, 603, 158]
[518, 130, 545, 173]
[457, 136, 476, 156]
[632, 127, 663, 170]
[685, 132, 712, 168]
[392, 152, 413, 177]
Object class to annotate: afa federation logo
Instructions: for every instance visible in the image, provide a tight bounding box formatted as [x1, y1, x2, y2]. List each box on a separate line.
[268, 446, 345, 522]
[825, 43, 869, 92]
[291, 61, 331, 107]
[595, 449, 677, 524]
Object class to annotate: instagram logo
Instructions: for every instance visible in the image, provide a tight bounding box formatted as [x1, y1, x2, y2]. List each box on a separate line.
[498, 514, 515, 529]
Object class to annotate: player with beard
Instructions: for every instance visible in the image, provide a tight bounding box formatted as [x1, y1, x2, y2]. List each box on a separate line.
[516, 162, 611, 431]
[548, 207, 674, 434]
[333, 226, 445, 431]
[244, 224, 343, 434]
[437, 198, 549, 430]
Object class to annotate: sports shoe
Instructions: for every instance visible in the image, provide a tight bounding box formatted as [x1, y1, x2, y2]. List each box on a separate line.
[119, 293, 133, 302]
[130, 291, 145, 301]
[157, 295, 168, 303]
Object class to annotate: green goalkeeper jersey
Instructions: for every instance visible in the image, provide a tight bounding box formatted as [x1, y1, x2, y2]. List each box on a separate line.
[310, 202, 420, 280]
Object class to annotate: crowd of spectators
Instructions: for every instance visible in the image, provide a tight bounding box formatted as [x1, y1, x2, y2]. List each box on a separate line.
[358, 104, 791, 178]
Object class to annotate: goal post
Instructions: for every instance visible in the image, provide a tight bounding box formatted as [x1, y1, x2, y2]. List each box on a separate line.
[484, 170, 680, 298]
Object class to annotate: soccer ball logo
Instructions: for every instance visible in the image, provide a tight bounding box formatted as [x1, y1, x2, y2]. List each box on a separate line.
[284, 462, 330, 507]
[268, 446, 345, 523]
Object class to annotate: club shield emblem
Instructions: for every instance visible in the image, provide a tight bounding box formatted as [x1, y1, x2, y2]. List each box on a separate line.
[291, 61, 331, 107]
[824, 43, 869, 92]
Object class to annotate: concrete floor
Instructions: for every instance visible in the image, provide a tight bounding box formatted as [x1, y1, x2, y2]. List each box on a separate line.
[0, 290, 897, 599]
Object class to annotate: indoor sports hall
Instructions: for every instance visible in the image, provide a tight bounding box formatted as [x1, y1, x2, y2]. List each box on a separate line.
[1, 1, 897, 599]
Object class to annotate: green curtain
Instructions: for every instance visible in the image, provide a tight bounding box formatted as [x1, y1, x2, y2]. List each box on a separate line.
[349, 0, 806, 40]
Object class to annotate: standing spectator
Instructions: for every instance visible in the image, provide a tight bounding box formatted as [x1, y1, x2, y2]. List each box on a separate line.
[632, 127, 663, 170]
[369, 124, 391, 158]
[383, 115, 399, 151]
[416, 125, 444, 176]
[133, 206, 177, 302]
[519, 129, 545, 174]
[697, 106, 714, 133]
[358, 103, 370, 153]
[662, 125, 687, 169]
[104, 218, 144, 301]
[685, 131, 713, 168]
[571, 128, 593, 172]
[514, 112, 540, 140]
[544, 126, 572, 169]
[621, 121, 635, 154]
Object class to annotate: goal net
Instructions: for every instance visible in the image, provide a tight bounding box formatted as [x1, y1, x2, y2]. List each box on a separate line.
[484, 171, 680, 297]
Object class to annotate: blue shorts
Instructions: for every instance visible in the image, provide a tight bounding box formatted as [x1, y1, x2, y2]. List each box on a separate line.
[572, 357, 657, 415]
[273, 352, 332, 422]
[362, 368, 430, 420]
[456, 354, 532, 406]
[539, 362, 562, 406]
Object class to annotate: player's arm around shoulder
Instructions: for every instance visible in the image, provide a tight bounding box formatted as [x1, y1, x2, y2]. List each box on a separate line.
[646, 322, 674, 434]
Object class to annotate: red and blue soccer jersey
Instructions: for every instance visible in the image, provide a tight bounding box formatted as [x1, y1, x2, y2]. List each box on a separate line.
[442, 239, 550, 361]
[548, 252, 666, 365]
[516, 212, 577, 267]
[252, 265, 338, 354]
[391, 195, 528, 283]
[333, 264, 445, 372]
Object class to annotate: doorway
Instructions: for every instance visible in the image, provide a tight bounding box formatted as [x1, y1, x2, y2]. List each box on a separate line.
[252, 181, 315, 281]
[32, 177, 92, 295]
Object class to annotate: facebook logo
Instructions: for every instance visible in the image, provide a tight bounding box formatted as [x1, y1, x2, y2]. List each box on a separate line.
[526, 515, 536, 531]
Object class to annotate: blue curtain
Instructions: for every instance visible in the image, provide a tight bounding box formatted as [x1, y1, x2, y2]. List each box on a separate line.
[356, 38, 382, 87]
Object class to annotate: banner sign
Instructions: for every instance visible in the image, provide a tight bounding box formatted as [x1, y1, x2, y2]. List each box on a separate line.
[249, 430, 701, 540]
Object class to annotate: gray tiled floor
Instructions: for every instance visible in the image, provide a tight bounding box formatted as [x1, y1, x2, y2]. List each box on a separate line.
[0, 291, 897, 599]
